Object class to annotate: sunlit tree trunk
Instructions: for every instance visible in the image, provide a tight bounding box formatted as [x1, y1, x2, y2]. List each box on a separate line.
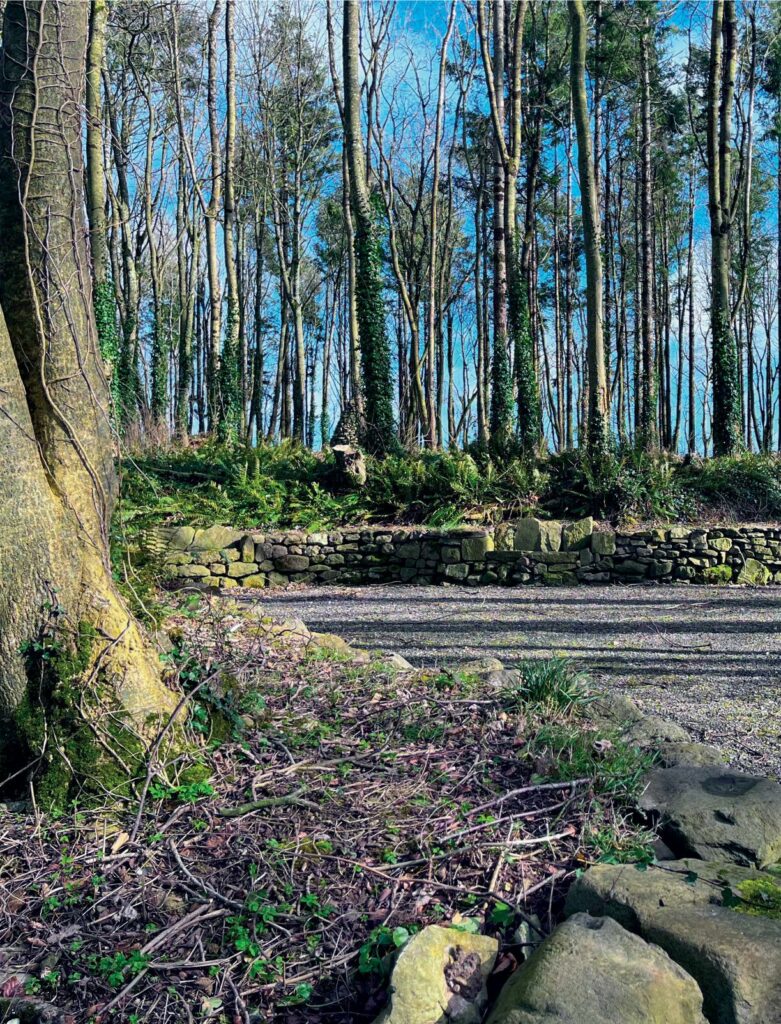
[0, 0, 177, 796]
[570, 0, 609, 450]
[707, 0, 741, 455]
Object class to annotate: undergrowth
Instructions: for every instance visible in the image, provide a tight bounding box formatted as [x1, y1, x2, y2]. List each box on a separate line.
[115, 441, 781, 552]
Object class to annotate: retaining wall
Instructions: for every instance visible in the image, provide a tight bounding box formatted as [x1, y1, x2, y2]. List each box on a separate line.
[160, 518, 781, 590]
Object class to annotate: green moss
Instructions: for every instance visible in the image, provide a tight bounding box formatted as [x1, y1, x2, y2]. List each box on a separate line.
[13, 621, 146, 812]
[733, 878, 781, 920]
[704, 564, 733, 584]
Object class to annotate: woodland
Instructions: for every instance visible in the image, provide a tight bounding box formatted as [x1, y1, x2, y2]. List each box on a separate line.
[1, 1, 781, 1022]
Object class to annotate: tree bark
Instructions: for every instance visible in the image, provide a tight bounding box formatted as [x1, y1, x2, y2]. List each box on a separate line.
[569, 0, 609, 450]
[342, 0, 396, 454]
[0, 0, 177, 798]
[707, 0, 742, 455]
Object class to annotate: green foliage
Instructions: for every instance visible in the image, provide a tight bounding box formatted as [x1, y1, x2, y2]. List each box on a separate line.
[528, 723, 656, 800]
[13, 617, 145, 812]
[679, 453, 781, 519]
[358, 923, 416, 974]
[116, 443, 781, 550]
[544, 446, 694, 521]
[94, 279, 119, 407]
[504, 658, 590, 713]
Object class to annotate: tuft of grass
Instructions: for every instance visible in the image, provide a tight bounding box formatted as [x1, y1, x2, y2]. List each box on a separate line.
[528, 723, 657, 800]
[504, 658, 591, 713]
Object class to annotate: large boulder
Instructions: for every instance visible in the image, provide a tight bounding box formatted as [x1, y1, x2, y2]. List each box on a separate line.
[620, 715, 689, 749]
[565, 859, 778, 934]
[645, 904, 781, 1024]
[639, 766, 781, 867]
[372, 925, 498, 1024]
[486, 913, 706, 1024]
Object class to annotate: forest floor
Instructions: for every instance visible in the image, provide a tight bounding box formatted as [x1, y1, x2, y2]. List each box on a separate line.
[0, 600, 656, 1024]
[237, 583, 781, 780]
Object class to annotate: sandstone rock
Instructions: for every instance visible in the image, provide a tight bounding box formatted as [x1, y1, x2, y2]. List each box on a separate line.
[240, 535, 255, 562]
[486, 913, 706, 1024]
[175, 564, 210, 578]
[191, 525, 243, 550]
[494, 523, 516, 551]
[226, 562, 259, 578]
[591, 530, 617, 555]
[169, 525, 195, 550]
[241, 574, 266, 588]
[562, 516, 594, 551]
[378, 652, 414, 671]
[644, 904, 781, 1024]
[583, 692, 643, 727]
[514, 518, 562, 553]
[621, 715, 689, 749]
[564, 858, 778, 934]
[164, 552, 192, 565]
[462, 534, 494, 561]
[639, 766, 781, 867]
[372, 924, 498, 1024]
[656, 742, 725, 768]
[274, 554, 310, 572]
[737, 558, 772, 585]
[444, 563, 469, 580]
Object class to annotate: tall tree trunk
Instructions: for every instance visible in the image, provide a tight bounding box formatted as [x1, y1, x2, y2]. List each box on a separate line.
[639, 12, 657, 448]
[342, 0, 396, 454]
[0, 0, 177, 800]
[707, 0, 741, 455]
[85, 0, 117, 385]
[205, 0, 223, 433]
[570, 0, 609, 450]
[220, 0, 240, 437]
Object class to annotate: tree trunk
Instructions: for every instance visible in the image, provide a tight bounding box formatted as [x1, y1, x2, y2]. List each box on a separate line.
[569, 0, 609, 450]
[0, 0, 177, 802]
[707, 0, 741, 455]
[221, 0, 240, 437]
[342, 0, 396, 454]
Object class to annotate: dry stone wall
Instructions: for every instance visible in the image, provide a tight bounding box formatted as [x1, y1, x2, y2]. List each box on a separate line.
[161, 517, 781, 590]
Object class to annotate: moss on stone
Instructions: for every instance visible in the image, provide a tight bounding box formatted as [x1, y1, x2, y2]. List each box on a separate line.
[704, 564, 733, 584]
[734, 878, 781, 920]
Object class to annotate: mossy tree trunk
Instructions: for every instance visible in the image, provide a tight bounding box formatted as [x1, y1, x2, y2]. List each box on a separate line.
[0, 0, 178, 803]
[707, 0, 742, 456]
[342, 0, 397, 455]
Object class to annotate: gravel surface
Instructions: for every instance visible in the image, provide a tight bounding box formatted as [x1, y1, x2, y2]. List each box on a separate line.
[233, 583, 781, 778]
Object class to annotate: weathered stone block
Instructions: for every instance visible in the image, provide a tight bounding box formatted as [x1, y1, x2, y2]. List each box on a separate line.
[591, 530, 616, 555]
[514, 517, 562, 552]
[562, 516, 594, 551]
[274, 554, 310, 572]
[175, 564, 210, 578]
[443, 562, 469, 580]
[227, 562, 259, 578]
[462, 533, 494, 561]
[169, 525, 195, 550]
[191, 525, 243, 550]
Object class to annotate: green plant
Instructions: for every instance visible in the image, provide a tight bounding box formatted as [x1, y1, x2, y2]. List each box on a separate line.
[505, 658, 590, 712]
[358, 924, 416, 974]
[528, 723, 656, 799]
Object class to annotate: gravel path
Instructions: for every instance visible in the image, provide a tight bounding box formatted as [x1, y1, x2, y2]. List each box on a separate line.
[233, 583, 781, 778]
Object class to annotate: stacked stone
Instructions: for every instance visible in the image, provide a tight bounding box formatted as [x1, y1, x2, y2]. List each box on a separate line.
[162, 520, 781, 590]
